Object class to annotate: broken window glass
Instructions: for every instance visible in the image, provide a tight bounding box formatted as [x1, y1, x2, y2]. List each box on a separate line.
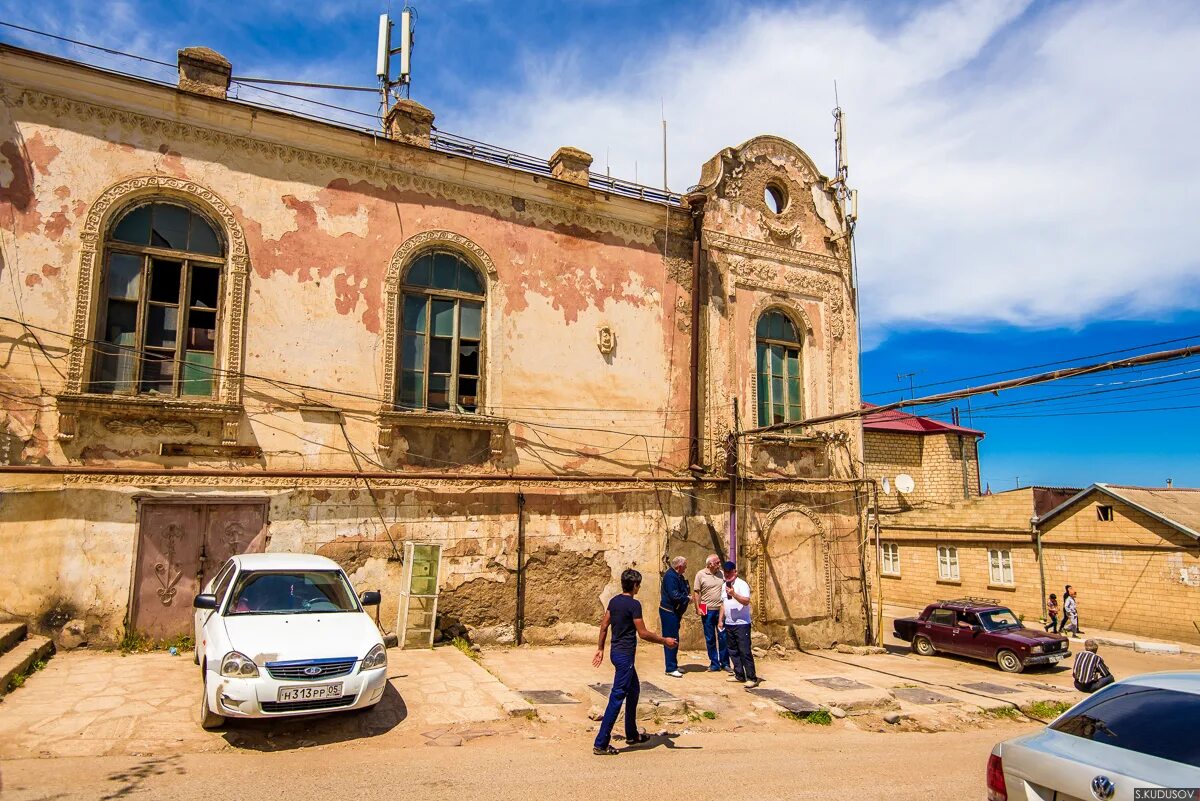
[398, 252, 485, 413]
[91, 198, 226, 398]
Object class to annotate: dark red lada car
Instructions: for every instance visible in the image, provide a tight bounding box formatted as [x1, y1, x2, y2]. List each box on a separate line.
[893, 598, 1070, 673]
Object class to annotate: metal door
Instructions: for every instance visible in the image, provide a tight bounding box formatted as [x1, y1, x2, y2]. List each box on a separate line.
[131, 503, 205, 640]
[131, 501, 267, 640]
[200, 503, 268, 588]
[397, 542, 442, 649]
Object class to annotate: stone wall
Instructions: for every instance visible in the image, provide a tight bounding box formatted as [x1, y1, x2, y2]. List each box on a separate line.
[872, 489, 1200, 645]
[864, 431, 980, 512]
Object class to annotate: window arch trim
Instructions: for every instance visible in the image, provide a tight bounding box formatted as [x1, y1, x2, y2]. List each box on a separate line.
[62, 176, 250, 417]
[382, 230, 496, 414]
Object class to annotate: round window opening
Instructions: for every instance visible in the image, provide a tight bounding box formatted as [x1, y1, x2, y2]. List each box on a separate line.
[764, 183, 787, 215]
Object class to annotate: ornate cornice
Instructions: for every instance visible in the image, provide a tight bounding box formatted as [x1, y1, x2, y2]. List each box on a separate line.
[7, 87, 679, 246]
[703, 230, 845, 276]
[59, 473, 728, 491]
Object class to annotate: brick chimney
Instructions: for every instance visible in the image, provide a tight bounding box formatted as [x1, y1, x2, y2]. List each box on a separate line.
[549, 147, 593, 187]
[384, 99, 435, 147]
[177, 47, 232, 99]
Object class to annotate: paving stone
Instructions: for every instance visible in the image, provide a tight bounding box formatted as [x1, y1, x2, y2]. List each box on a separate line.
[1018, 681, 1071, 694]
[589, 682, 677, 703]
[746, 688, 821, 714]
[806, 676, 872, 691]
[891, 687, 957, 705]
[519, 689, 578, 705]
[960, 681, 1019, 695]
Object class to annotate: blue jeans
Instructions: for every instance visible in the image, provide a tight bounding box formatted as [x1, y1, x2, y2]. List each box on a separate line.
[660, 609, 681, 672]
[594, 650, 640, 749]
[701, 609, 729, 670]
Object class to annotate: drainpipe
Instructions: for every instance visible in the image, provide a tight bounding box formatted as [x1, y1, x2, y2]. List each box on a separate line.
[1035, 521, 1047, 623]
[727, 398, 739, 562]
[873, 481, 884, 646]
[515, 491, 526, 645]
[685, 193, 707, 472]
[960, 434, 969, 499]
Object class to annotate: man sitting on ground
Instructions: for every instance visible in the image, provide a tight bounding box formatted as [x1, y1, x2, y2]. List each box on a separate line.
[1072, 640, 1114, 694]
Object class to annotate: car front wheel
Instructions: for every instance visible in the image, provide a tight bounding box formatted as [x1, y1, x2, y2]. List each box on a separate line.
[996, 649, 1024, 673]
[199, 670, 225, 730]
[912, 635, 935, 656]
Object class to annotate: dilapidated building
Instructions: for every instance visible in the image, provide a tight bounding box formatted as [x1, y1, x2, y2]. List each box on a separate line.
[0, 43, 869, 650]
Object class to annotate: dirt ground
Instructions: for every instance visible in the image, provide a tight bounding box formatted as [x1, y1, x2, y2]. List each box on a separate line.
[1, 627, 1196, 800]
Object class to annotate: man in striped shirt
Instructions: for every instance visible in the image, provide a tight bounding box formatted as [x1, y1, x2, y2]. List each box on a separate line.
[1072, 640, 1114, 693]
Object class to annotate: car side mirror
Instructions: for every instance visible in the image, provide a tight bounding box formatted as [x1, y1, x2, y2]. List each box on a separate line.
[193, 594, 217, 610]
[971, 625, 982, 634]
[360, 590, 381, 606]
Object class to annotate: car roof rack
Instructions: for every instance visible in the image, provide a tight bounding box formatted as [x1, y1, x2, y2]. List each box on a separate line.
[937, 597, 1003, 607]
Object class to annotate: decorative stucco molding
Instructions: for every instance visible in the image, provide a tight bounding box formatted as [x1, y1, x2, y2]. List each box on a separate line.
[8, 87, 685, 247]
[58, 175, 250, 444]
[59, 473, 731, 491]
[751, 502, 834, 619]
[703, 230, 845, 277]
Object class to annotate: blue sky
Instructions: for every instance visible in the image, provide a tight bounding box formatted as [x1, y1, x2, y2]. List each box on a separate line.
[2, 0, 1199, 489]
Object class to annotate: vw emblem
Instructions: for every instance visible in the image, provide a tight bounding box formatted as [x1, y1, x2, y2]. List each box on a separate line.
[302, 666, 323, 676]
[1091, 775, 1115, 801]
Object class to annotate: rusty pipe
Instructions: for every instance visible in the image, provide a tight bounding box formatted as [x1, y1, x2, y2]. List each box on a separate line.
[686, 193, 707, 471]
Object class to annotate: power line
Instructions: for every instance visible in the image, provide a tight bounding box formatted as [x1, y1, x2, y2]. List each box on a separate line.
[750, 342, 1200, 435]
[862, 333, 1200, 398]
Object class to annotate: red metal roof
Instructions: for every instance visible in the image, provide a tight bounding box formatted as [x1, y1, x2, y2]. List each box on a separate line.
[861, 403, 985, 438]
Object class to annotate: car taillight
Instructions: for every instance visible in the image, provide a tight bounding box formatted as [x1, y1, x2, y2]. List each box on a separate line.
[986, 753, 1007, 801]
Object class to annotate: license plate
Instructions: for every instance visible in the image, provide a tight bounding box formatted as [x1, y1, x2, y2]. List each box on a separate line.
[277, 682, 343, 702]
[1048, 653, 1066, 662]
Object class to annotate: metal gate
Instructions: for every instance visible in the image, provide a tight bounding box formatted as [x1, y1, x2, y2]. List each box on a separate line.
[130, 500, 268, 640]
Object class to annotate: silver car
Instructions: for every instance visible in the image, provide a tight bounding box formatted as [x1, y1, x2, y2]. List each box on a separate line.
[987, 671, 1200, 800]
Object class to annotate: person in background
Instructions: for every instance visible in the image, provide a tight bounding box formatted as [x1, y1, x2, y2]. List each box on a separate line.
[659, 556, 690, 678]
[1072, 640, 1114, 693]
[692, 554, 730, 672]
[591, 568, 677, 755]
[1045, 593, 1060, 633]
[720, 560, 759, 689]
[1062, 585, 1083, 636]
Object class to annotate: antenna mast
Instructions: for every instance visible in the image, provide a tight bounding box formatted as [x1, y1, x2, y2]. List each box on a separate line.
[377, 6, 417, 120]
[831, 82, 857, 229]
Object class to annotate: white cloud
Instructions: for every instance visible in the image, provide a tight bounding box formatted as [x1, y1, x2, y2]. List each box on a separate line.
[451, 0, 1200, 344]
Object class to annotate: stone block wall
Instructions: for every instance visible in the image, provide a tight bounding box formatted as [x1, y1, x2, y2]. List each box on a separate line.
[865, 431, 981, 512]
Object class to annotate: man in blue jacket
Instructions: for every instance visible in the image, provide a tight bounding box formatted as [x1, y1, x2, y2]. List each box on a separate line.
[660, 556, 690, 677]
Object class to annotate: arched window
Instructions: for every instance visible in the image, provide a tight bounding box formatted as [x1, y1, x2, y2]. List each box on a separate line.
[398, 251, 485, 413]
[90, 201, 226, 397]
[755, 310, 803, 426]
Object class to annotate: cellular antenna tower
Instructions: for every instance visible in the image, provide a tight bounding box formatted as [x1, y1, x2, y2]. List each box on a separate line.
[377, 6, 416, 116]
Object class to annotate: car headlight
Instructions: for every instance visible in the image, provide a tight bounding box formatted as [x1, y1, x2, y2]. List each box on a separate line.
[361, 643, 387, 671]
[220, 651, 260, 678]
[1030, 645, 1044, 654]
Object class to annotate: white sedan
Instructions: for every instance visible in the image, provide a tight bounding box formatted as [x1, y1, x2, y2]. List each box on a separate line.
[987, 671, 1200, 799]
[193, 553, 389, 729]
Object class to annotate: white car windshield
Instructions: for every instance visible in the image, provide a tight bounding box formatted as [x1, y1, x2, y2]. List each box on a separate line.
[978, 608, 1021, 630]
[226, 570, 359, 615]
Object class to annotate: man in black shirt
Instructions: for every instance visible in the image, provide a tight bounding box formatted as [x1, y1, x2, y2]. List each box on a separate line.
[591, 568, 678, 755]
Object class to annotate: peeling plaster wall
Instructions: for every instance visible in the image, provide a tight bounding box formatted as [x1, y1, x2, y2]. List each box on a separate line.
[0, 48, 867, 648]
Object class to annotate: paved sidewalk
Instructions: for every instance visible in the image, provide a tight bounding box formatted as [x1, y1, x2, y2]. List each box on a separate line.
[0, 646, 531, 759]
